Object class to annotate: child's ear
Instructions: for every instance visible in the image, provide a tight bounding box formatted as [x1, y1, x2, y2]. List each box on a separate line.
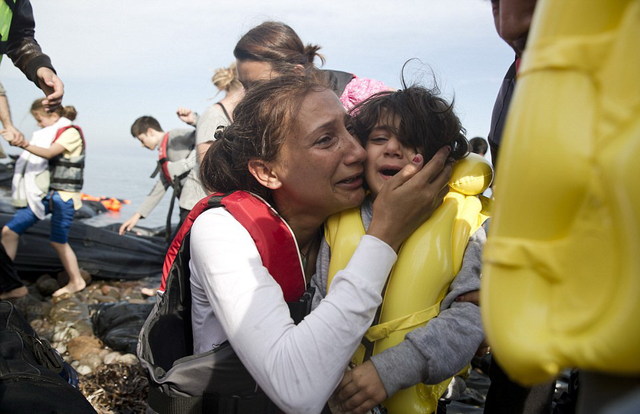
[292, 64, 305, 76]
[248, 159, 282, 190]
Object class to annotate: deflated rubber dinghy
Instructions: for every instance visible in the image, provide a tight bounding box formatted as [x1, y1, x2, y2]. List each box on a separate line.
[0, 211, 165, 280]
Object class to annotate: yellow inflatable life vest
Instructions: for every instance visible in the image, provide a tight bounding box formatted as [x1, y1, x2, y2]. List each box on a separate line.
[481, 0, 640, 385]
[326, 153, 492, 414]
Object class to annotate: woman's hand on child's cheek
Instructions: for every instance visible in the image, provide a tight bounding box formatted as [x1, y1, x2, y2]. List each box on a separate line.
[335, 361, 387, 414]
[369, 147, 453, 251]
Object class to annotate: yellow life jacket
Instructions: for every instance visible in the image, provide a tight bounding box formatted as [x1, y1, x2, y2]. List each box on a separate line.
[0, 0, 15, 65]
[326, 153, 492, 414]
[481, 0, 640, 385]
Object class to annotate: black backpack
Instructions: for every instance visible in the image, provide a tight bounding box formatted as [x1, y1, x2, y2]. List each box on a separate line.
[0, 300, 96, 413]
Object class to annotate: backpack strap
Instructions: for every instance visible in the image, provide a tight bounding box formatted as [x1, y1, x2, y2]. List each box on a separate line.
[216, 102, 232, 123]
[159, 191, 305, 302]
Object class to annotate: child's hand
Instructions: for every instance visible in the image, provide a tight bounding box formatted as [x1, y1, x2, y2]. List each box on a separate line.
[1, 126, 24, 144]
[2, 128, 27, 148]
[334, 361, 387, 414]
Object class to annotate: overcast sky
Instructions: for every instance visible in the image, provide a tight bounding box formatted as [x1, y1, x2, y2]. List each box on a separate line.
[1, 0, 514, 153]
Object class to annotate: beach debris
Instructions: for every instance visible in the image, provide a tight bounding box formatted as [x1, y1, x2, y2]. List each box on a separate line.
[79, 362, 149, 414]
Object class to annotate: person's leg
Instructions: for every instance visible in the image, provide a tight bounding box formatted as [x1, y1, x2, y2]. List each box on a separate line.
[1, 225, 20, 260]
[50, 241, 85, 296]
[0, 207, 40, 298]
[2, 206, 40, 259]
[47, 192, 86, 296]
[0, 243, 27, 299]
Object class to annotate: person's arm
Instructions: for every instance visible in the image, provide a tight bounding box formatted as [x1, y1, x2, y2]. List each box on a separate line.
[119, 179, 168, 235]
[20, 141, 65, 159]
[166, 148, 197, 181]
[195, 105, 228, 162]
[0, 94, 25, 144]
[7, 0, 63, 110]
[190, 209, 397, 414]
[176, 107, 198, 126]
[135, 179, 169, 218]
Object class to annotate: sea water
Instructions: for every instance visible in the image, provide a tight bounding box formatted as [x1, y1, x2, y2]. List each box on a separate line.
[80, 143, 181, 230]
[0, 142, 181, 230]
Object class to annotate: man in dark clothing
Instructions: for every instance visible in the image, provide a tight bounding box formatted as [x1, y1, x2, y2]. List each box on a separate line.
[483, 1, 556, 413]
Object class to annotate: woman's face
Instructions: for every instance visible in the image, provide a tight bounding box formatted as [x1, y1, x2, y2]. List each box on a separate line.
[270, 89, 366, 219]
[236, 59, 278, 89]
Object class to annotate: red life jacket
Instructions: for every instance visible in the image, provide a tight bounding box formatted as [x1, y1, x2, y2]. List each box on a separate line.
[52, 125, 86, 147]
[139, 191, 309, 413]
[159, 191, 305, 300]
[157, 132, 172, 183]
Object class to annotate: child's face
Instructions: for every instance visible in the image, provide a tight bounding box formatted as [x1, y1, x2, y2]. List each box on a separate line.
[365, 116, 417, 197]
[32, 110, 59, 128]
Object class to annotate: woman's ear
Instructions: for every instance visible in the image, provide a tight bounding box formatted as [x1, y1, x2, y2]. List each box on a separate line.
[248, 159, 282, 190]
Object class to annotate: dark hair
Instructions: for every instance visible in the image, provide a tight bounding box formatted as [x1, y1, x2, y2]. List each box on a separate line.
[234, 21, 324, 76]
[30, 99, 77, 121]
[469, 137, 488, 155]
[130, 116, 163, 137]
[351, 81, 468, 162]
[200, 75, 327, 203]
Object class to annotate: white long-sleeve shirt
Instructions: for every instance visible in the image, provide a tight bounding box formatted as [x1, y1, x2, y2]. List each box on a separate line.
[189, 207, 397, 414]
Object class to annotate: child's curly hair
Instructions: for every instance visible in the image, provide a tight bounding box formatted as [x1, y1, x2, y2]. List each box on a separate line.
[351, 81, 468, 162]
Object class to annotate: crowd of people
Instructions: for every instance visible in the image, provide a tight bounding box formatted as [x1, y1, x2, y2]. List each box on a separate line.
[1, 0, 638, 413]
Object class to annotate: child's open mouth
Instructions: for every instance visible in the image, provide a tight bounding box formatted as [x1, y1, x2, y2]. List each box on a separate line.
[380, 168, 400, 177]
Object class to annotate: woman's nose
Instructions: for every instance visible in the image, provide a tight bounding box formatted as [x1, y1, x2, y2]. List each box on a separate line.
[344, 133, 366, 164]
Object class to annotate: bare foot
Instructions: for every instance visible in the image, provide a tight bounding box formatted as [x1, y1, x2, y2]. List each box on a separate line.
[0, 286, 28, 300]
[140, 287, 158, 297]
[52, 279, 87, 297]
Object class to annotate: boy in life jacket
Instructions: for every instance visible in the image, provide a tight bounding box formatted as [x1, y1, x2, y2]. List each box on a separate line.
[311, 83, 491, 414]
[119, 115, 198, 235]
[1, 98, 86, 298]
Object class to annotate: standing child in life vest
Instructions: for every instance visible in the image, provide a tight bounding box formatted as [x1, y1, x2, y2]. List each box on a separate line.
[312, 84, 492, 414]
[119, 116, 197, 235]
[1, 99, 87, 298]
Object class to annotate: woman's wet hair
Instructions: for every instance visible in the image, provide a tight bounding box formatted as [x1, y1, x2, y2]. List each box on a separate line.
[351, 78, 468, 162]
[30, 98, 77, 121]
[200, 75, 327, 202]
[234, 21, 324, 76]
